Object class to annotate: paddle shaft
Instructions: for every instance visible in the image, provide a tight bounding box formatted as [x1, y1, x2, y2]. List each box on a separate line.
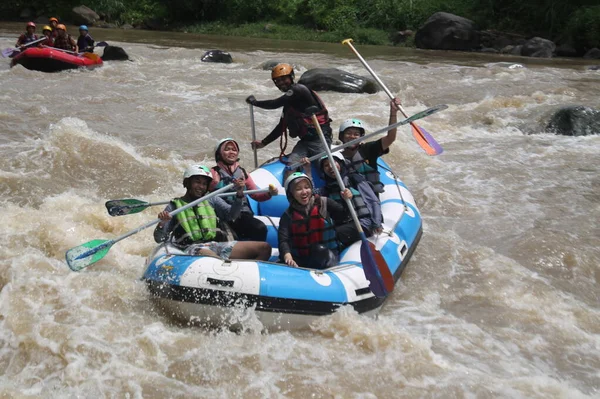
[76, 184, 234, 259]
[118, 189, 271, 209]
[289, 104, 447, 169]
[343, 40, 410, 118]
[311, 115, 364, 234]
[249, 104, 258, 168]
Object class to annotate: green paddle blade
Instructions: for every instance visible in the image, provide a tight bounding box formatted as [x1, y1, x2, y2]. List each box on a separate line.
[66, 239, 113, 271]
[105, 199, 149, 216]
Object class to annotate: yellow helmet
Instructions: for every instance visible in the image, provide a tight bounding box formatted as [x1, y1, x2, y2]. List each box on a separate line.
[43, 25, 52, 32]
[271, 63, 294, 80]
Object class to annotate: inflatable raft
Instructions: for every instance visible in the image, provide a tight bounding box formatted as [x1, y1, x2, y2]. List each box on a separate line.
[10, 47, 103, 72]
[142, 158, 422, 330]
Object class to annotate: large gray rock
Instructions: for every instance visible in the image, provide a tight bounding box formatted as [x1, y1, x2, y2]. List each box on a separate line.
[479, 29, 526, 50]
[101, 45, 129, 61]
[521, 37, 556, 58]
[298, 68, 379, 94]
[72, 5, 100, 25]
[584, 48, 600, 59]
[546, 106, 600, 136]
[201, 50, 232, 63]
[415, 12, 480, 51]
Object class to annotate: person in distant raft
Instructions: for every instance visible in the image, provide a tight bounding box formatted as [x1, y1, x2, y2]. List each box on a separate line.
[209, 138, 279, 241]
[246, 63, 332, 180]
[48, 17, 59, 38]
[52, 24, 78, 52]
[41, 26, 54, 47]
[77, 25, 95, 53]
[15, 22, 38, 49]
[154, 165, 272, 261]
[339, 98, 402, 197]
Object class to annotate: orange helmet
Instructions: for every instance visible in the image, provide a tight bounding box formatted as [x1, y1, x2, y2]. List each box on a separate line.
[26, 22, 36, 29]
[49, 17, 58, 23]
[56, 24, 67, 32]
[271, 63, 294, 80]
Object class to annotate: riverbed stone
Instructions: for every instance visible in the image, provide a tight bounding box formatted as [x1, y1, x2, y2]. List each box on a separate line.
[546, 106, 600, 136]
[72, 5, 100, 25]
[415, 12, 480, 51]
[583, 48, 600, 59]
[101, 45, 130, 61]
[201, 50, 233, 63]
[298, 68, 379, 94]
[521, 37, 556, 58]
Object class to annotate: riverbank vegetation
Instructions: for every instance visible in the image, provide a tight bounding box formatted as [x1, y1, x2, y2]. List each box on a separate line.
[3, 0, 599, 49]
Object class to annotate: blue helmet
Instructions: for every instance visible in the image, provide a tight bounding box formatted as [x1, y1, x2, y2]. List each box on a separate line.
[79, 25, 88, 31]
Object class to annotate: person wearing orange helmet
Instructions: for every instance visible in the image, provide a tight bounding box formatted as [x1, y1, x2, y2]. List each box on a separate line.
[52, 24, 78, 52]
[246, 63, 332, 179]
[15, 22, 38, 49]
[48, 17, 59, 38]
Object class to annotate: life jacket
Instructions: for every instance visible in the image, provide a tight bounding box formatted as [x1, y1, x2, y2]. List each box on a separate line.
[171, 198, 218, 245]
[77, 34, 94, 51]
[287, 196, 338, 257]
[53, 34, 75, 51]
[212, 164, 252, 214]
[283, 89, 330, 139]
[346, 149, 384, 194]
[19, 33, 38, 45]
[41, 36, 53, 47]
[327, 180, 374, 230]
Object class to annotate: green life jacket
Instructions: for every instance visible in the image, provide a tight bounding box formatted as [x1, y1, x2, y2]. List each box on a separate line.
[172, 198, 217, 245]
[347, 149, 384, 194]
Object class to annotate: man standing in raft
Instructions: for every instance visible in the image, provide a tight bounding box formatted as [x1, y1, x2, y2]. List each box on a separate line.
[246, 63, 332, 179]
[154, 165, 272, 261]
[339, 98, 402, 196]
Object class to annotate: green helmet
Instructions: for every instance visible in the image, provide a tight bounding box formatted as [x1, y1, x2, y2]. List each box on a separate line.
[284, 172, 312, 198]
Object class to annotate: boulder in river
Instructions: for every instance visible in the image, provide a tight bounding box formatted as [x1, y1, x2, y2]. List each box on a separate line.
[583, 48, 600, 59]
[72, 5, 100, 25]
[415, 12, 480, 51]
[545, 106, 600, 136]
[298, 68, 379, 94]
[521, 37, 556, 58]
[201, 50, 233, 63]
[101, 45, 130, 61]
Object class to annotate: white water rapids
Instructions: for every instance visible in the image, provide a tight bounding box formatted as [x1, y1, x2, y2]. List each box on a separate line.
[0, 25, 599, 398]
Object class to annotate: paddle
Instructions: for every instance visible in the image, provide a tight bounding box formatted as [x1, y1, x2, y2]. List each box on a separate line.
[105, 188, 270, 216]
[2, 37, 47, 57]
[342, 38, 443, 156]
[66, 183, 234, 271]
[288, 104, 447, 169]
[309, 108, 393, 298]
[249, 104, 258, 168]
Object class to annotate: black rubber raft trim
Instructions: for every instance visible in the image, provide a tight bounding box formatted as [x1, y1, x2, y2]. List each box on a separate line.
[144, 226, 422, 317]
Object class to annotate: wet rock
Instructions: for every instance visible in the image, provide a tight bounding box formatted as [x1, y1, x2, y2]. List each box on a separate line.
[555, 44, 579, 58]
[262, 60, 282, 70]
[101, 45, 130, 61]
[415, 12, 480, 51]
[588, 65, 600, 71]
[521, 37, 555, 58]
[121, 23, 134, 30]
[546, 106, 600, 136]
[479, 29, 526, 50]
[479, 47, 499, 54]
[72, 5, 100, 25]
[97, 22, 118, 29]
[390, 30, 413, 45]
[201, 50, 233, 63]
[298, 68, 379, 94]
[583, 48, 600, 59]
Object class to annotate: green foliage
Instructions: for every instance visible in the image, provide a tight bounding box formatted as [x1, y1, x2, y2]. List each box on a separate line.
[566, 6, 600, 51]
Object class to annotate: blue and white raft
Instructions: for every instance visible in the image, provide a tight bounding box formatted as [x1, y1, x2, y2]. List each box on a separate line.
[142, 158, 422, 330]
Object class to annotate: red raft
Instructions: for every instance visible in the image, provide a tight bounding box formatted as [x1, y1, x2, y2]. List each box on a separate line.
[10, 47, 103, 73]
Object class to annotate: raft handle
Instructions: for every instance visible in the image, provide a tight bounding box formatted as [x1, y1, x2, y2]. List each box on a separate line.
[207, 277, 234, 287]
[355, 287, 371, 296]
